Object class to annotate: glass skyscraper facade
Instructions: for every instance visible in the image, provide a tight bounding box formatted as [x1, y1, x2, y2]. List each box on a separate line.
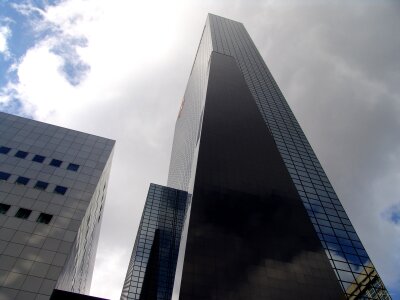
[122, 14, 391, 300]
[0, 112, 115, 299]
[121, 184, 188, 300]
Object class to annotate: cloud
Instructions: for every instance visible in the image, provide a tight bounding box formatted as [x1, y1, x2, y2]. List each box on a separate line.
[6, 0, 185, 119]
[1, 1, 399, 299]
[90, 245, 130, 299]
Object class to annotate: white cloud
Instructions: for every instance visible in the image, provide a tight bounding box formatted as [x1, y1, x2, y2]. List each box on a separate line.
[9, 0, 184, 119]
[90, 246, 130, 299]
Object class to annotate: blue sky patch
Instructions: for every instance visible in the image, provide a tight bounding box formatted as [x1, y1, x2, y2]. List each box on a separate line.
[383, 203, 400, 225]
[389, 209, 400, 224]
[50, 36, 90, 86]
[0, 97, 32, 118]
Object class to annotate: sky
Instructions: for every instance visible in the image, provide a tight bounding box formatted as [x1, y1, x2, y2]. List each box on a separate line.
[0, 0, 399, 299]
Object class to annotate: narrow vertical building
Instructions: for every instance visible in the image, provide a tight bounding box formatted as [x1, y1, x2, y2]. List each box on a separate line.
[120, 184, 188, 300]
[0, 112, 115, 299]
[122, 14, 391, 300]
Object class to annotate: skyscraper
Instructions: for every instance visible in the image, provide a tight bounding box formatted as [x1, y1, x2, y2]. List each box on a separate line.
[122, 14, 391, 299]
[0, 112, 115, 299]
[120, 184, 188, 300]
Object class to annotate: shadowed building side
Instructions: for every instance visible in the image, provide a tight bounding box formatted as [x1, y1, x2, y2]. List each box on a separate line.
[177, 51, 344, 300]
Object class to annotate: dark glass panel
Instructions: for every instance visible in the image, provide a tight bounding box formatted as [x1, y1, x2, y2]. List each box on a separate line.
[37, 213, 53, 224]
[0, 146, 11, 154]
[34, 180, 49, 190]
[0, 203, 11, 214]
[32, 154, 46, 163]
[15, 150, 28, 159]
[50, 159, 63, 167]
[178, 52, 344, 300]
[0, 171, 11, 181]
[15, 176, 30, 185]
[54, 185, 68, 195]
[15, 208, 32, 219]
[67, 163, 80, 171]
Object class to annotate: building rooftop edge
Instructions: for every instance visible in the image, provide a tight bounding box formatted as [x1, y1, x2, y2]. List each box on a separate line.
[0, 111, 116, 144]
[207, 13, 244, 25]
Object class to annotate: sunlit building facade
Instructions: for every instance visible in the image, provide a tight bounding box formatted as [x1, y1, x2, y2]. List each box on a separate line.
[121, 14, 391, 300]
[0, 112, 114, 299]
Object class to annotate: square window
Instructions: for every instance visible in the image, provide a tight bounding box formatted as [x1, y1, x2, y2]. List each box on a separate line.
[36, 213, 53, 224]
[15, 150, 28, 159]
[67, 163, 80, 171]
[32, 155, 46, 163]
[0, 146, 11, 154]
[15, 208, 32, 219]
[0, 203, 11, 214]
[15, 176, 30, 185]
[54, 185, 67, 195]
[0, 171, 11, 181]
[34, 181, 48, 190]
[50, 159, 62, 167]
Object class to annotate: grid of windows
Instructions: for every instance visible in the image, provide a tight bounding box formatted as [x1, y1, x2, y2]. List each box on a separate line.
[167, 18, 213, 191]
[0, 111, 115, 298]
[0, 145, 80, 171]
[120, 184, 188, 300]
[0, 169, 68, 195]
[205, 14, 391, 299]
[0, 202, 54, 224]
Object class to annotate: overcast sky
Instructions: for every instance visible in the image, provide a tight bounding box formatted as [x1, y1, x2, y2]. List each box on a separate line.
[0, 1, 399, 299]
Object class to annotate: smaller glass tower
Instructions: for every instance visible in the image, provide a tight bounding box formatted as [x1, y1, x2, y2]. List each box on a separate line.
[120, 184, 188, 300]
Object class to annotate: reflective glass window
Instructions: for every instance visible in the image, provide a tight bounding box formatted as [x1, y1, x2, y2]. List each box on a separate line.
[0, 146, 11, 154]
[337, 270, 355, 283]
[15, 176, 29, 185]
[15, 150, 28, 159]
[320, 225, 334, 235]
[0, 203, 11, 214]
[34, 181, 48, 190]
[54, 185, 67, 195]
[32, 155, 46, 163]
[15, 208, 32, 219]
[334, 260, 351, 272]
[50, 159, 63, 167]
[67, 163, 80, 171]
[0, 171, 11, 181]
[37, 213, 53, 224]
[334, 229, 348, 239]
